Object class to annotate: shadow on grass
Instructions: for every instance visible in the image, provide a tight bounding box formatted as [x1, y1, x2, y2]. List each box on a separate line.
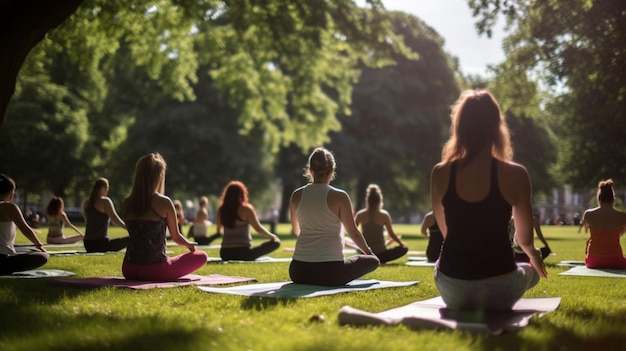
[0, 280, 219, 351]
[476, 308, 626, 351]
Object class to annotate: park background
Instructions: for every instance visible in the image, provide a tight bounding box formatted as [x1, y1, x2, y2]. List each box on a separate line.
[1, 1, 626, 350]
[1, 0, 624, 227]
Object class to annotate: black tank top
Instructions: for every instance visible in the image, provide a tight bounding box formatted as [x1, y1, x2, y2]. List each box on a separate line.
[438, 159, 516, 279]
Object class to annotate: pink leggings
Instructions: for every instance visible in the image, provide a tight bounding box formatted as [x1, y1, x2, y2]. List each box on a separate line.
[585, 255, 626, 269]
[122, 251, 208, 281]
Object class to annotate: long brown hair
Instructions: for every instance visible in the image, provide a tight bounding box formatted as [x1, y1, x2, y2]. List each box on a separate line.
[441, 90, 512, 163]
[123, 153, 167, 217]
[46, 196, 64, 216]
[86, 177, 109, 207]
[219, 181, 249, 228]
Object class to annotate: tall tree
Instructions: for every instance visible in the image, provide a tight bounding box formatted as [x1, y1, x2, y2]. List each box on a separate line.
[329, 12, 459, 217]
[469, 0, 626, 189]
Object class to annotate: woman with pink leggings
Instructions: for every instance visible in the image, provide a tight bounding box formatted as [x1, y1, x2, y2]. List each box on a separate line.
[121, 153, 207, 281]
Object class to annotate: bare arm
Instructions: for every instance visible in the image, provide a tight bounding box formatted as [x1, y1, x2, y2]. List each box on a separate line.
[8, 203, 45, 250]
[508, 164, 547, 278]
[156, 196, 196, 251]
[430, 164, 448, 239]
[421, 212, 434, 236]
[289, 190, 301, 237]
[382, 211, 406, 246]
[60, 212, 84, 235]
[335, 191, 374, 255]
[102, 198, 126, 229]
[243, 205, 279, 242]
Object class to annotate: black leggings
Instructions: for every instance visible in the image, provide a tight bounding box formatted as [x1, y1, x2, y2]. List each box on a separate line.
[220, 240, 280, 261]
[84, 237, 130, 253]
[426, 232, 444, 262]
[289, 255, 380, 286]
[375, 245, 409, 263]
[0, 251, 49, 275]
[193, 233, 221, 246]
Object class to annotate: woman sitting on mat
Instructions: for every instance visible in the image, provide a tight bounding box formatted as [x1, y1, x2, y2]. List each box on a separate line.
[0, 173, 48, 275]
[121, 153, 208, 281]
[45, 196, 85, 244]
[217, 180, 280, 261]
[421, 211, 443, 263]
[82, 177, 129, 252]
[580, 179, 626, 269]
[354, 184, 408, 263]
[430, 89, 547, 311]
[289, 147, 379, 286]
[189, 196, 219, 245]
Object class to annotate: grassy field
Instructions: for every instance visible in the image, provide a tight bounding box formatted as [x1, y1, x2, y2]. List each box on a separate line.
[1, 224, 625, 351]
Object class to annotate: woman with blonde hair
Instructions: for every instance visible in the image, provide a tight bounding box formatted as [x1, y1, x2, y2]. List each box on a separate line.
[83, 177, 128, 252]
[289, 147, 379, 286]
[430, 90, 547, 310]
[580, 179, 626, 269]
[45, 196, 84, 244]
[217, 180, 280, 261]
[121, 153, 207, 281]
[354, 184, 408, 263]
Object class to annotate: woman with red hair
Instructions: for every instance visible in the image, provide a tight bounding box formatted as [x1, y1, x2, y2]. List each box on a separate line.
[217, 181, 280, 261]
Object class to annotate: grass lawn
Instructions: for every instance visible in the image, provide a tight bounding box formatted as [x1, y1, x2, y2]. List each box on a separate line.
[1, 224, 625, 351]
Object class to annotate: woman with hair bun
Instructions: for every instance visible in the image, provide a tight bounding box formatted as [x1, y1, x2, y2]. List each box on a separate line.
[580, 179, 626, 269]
[289, 147, 379, 286]
[354, 184, 408, 263]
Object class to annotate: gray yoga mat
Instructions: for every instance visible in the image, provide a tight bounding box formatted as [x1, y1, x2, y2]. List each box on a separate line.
[405, 257, 436, 267]
[559, 265, 626, 278]
[338, 296, 561, 335]
[198, 279, 419, 298]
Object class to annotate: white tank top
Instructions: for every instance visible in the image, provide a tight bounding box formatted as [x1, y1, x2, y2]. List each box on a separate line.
[293, 183, 344, 262]
[0, 221, 17, 255]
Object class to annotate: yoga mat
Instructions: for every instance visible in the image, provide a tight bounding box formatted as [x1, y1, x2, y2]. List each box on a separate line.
[407, 251, 426, 256]
[198, 279, 419, 298]
[0, 269, 75, 279]
[405, 257, 436, 267]
[206, 256, 292, 264]
[555, 260, 585, 267]
[559, 265, 626, 278]
[338, 296, 561, 335]
[49, 273, 257, 289]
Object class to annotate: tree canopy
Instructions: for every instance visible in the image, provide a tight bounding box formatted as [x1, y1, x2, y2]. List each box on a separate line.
[469, 0, 626, 189]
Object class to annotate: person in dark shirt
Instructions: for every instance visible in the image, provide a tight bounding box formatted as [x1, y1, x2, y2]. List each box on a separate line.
[430, 89, 547, 311]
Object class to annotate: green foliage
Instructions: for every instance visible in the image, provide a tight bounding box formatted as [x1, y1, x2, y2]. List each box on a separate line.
[2, 225, 626, 350]
[469, 0, 626, 189]
[329, 12, 459, 215]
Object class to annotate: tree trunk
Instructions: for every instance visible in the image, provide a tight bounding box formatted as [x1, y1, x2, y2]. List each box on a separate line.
[0, 0, 83, 125]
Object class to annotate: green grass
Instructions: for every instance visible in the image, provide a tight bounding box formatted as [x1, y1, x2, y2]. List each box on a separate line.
[1, 224, 625, 351]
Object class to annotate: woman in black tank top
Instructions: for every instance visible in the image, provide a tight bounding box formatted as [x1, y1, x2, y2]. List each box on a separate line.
[429, 90, 547, 311]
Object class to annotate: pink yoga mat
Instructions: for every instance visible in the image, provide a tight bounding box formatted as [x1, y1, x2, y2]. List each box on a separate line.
[49, 273, 256, 289]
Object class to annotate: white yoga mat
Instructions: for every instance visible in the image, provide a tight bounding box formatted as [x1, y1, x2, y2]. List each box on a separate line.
[206, 256, 292, 264]
[555, 260, 585, 267]
[198, 279, 419, 298]
[405, 257, 436, 267]
[338, 296, 561, 335]
[0, 269, 75, 279]
[559, 265, 626, 278]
